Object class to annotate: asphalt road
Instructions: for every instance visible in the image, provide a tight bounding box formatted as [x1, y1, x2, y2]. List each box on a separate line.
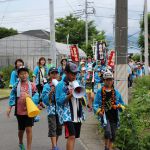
[0, 99, 86, 150]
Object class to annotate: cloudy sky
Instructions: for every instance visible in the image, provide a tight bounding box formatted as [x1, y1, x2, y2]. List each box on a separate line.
[0, 0, 149, 37]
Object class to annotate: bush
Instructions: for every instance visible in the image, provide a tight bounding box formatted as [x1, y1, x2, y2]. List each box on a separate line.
[0, 65, 14, 87]
[115, 76, 150, 150]
[0, 65, 33, 87]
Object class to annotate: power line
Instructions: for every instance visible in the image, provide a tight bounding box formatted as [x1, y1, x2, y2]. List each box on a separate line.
[0, 0, 10, 26]
[65, 0, 76, 11]
[0, 9, 72, 22]
[94, 15, 141, 21]
[94, 5, 143, 13]
[128, 31, 140, 38]
[0, 0, 17, 2]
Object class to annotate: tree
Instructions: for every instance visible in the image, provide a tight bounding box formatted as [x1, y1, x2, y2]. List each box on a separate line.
[138, 13, 150, 62]
[55, 14, 106, 56]
[0, 27, 18, 39]
[131, 54, 140, 62]
[81, 44, 93, 58]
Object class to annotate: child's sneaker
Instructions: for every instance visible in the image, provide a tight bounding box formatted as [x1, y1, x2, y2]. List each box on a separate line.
[88, 107, 93, 112]
[19, 144, 25, 150]
[52, 146, 60, 150]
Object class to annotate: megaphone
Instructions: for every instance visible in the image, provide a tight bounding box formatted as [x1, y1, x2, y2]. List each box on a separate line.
[26, 96, 40, 118]
[52, 79, 59, 87]
[69, 80, 85, 98]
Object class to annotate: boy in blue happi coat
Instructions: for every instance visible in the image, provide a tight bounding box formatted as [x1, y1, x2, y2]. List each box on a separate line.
[56, 62, 86, 150]
[94, 67, 103, 94]
[42, 67, 62, 150]
[93, 72, 125, 150]
[77, 67, 86, 88]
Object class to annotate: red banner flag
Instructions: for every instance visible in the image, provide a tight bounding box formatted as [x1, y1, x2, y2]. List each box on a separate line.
[70, 45, 79, 62]
[108, 50, 115, 69]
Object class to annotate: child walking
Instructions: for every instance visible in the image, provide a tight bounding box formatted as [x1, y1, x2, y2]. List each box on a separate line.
[56, 62, 86, 150]
[85, 67, 95, 111]
[42, 67, 62, 150]
[93, 72, 125, 150]
[7, 66, 38, 150]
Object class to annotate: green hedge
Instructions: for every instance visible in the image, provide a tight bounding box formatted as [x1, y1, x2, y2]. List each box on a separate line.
[115, 76, 150, 150]
[0, 65, 14, 87]
[0, 65, 33, 87]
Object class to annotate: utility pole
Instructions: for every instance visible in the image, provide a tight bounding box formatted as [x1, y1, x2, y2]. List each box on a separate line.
[144, 0, 149, 75]
[115, 0, 128, 104]
[74, 1, 94, 49]
[49, 0, 56, 66]
[85, 0, 88, 48]
[84, 0, 95, 48]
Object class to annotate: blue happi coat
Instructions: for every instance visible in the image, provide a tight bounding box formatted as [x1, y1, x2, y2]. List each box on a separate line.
[56, 78, 86, 125]
[93, 88, 125, 126]
[42, 83, 58, 116]
[9, 70, 18, 88]
[58, 66, 65, 77]
[94, 71, 104, 93]
[9, 80, 40, 114]
[33, 66, 48, 85]
[77, 73, 86, 88]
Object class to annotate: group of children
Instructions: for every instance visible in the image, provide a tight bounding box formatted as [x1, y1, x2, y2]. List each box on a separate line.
[7, 56, 125, 150]
[127, 60, 148, 88]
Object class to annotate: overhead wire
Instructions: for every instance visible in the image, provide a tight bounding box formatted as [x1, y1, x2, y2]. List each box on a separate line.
[0, 0, 10, 25]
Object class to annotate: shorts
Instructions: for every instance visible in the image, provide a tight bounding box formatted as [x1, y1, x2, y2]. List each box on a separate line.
[104, 120, 117, 142]
[64, 122, 81, 138]
[48, 115, 62, 137]
[16, 115, 34, 131]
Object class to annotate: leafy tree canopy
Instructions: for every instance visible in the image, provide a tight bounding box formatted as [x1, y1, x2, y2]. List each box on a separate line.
[0, 27, 18, 39]
[55, 14, 106, 56]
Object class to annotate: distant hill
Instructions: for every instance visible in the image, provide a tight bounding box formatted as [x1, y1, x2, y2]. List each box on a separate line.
[106, 35, 141, 54]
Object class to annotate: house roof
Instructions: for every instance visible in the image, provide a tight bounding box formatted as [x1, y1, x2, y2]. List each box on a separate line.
[0, 33, 86, 57]
[55, 42, 86, 57]
[22, 29, 50, 40]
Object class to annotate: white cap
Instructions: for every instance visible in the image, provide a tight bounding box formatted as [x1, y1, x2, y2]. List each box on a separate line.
[103, 72, 113, 79]
[80, 61, 85, 65]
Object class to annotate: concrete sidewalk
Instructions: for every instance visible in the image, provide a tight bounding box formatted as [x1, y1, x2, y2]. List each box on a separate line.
[80, 111, 104, 150]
